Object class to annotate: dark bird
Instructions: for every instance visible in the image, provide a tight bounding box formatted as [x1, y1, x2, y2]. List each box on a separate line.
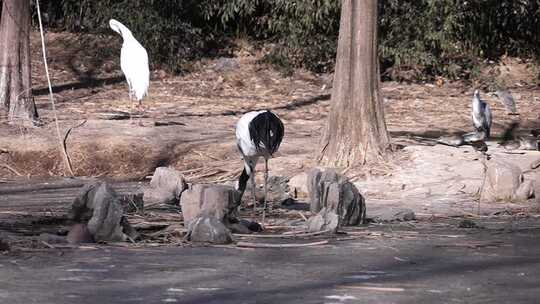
[472, 90, 492, 139]
[491, 90, 518, 115]
[235, 110, 284, 223]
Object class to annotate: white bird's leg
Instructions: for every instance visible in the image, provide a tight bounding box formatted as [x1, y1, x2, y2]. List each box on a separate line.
[138, 99, 143, 126]
[128, 85, 134, 123]
[130, 98, 134, 124]
[262, 157, 269, 224]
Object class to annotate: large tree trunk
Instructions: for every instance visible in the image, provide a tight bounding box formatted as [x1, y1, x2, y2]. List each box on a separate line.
[319, 0, 389, 167]
[0, 0, 38, 125]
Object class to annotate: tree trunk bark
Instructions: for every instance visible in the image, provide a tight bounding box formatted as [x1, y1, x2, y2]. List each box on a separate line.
[0, 0, 38, 125]
[319, 0, 389, 167]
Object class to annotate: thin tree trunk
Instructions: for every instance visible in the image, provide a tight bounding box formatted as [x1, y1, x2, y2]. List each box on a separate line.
[0, 0, 38, 125]
[319, 0, 389, 167]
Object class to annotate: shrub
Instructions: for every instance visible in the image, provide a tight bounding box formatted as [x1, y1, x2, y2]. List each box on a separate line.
[34, 0, 540, 79]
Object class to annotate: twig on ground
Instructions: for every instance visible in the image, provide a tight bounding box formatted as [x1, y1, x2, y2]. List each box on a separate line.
[339, 285, 405, 292]
[0, 163, 23, 176]
[234, 229, 331, 238]
[62, 119, 87, 176]
[236, 240, 329, 248]
[40, 241, 56, 249]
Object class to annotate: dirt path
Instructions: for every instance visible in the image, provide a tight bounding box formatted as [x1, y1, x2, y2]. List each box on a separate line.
[2, 216, 540, 304]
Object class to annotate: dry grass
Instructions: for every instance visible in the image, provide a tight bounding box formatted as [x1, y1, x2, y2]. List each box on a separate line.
[0, 31, 538, 181]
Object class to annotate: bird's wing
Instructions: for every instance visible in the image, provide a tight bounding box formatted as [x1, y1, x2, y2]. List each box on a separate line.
[484, 103, 492, 130]
[121, 41, 149, 100]
[496, 90, 517, 113]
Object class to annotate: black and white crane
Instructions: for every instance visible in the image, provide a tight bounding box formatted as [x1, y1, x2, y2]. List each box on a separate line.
[235, 110, 284, 223]
[472, 89, 492, 139]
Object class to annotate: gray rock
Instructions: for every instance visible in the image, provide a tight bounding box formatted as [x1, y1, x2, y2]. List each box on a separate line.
[463, 131, 488, 142]
[514, 180, 535, 201]
[501, 140, 521, 150]
[307, 168, 366, 231]
[530, 158, 540, 170]
[458, 219, 480, 229]
[480, 159, 523, 203]
[69, 181, 135, 242]
[519, 137, 539, 150]
[370, 208, 416, 223]
[0, 238, 9, 251]
[213, 57, 240, 72]
[436, 134, 464, 147]
[534, 180, 540, 204]
[266, 176, 291, 203]
[143, 167, 188, 207]
[227, 219, 263, 234]
[180, 184, 239, 226]
[289, 172, 309, 198]
[66, 223, 94, 244]
[39, 233, 68, 244]
[187, 215, 233, 244]
[308, 168, 340, 213]
[307, 207, 339, 233]
[242, 175, 291, 204]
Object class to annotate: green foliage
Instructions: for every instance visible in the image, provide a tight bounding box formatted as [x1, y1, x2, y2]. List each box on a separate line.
[201, 0, 341, 73]
[37, 0, 220, 72]
[37, 0, 540, 79]
[379, 0, 540, 80]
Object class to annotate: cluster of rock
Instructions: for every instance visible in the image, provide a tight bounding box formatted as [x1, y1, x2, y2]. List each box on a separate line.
[306, 168, 366, 232]
[68, 181, 139, 244]
[480, 159, 538, 203]
[63, 155, 540, 247]
[65, 165, 372, 244]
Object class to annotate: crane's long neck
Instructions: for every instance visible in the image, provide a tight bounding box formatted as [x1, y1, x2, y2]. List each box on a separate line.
[472, 95, 481, 114]
[119, 28, 134, 41]
[112, 21, 134, 41]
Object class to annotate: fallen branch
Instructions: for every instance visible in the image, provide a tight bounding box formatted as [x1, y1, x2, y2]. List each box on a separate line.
[281, 229, 333, 236]
[234, 229, 331, 239]
[0, 163, 22, 176]
[40, 241, 56, 249]
[297, 211, 308, 222]
[236, 240, 329, 248]
[62, 119, 87, 176]
[339, 285, 405, 292]
[531, 158, 540, 170]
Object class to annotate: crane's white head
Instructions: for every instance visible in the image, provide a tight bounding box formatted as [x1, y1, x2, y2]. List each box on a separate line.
[109, 19, 131, 37]
[473, 89, 480, 98]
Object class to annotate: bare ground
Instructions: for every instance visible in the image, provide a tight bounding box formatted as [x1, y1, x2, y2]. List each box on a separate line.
[0, 32, 540, 304]
[0, 32, 539, 233]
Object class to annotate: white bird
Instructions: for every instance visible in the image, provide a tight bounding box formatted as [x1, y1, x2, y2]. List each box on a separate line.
[235, 110, 284, 223]
[109, 19, 149, 123]
[472, 89, 492, 139]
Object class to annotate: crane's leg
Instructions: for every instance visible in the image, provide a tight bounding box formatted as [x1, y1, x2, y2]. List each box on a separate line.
[250, 168, 257, 218]
[262, 157, 269, 224]
[138, 99, 143, 126]
[130, 98, 134, 124]
[126, 80, 134, 124]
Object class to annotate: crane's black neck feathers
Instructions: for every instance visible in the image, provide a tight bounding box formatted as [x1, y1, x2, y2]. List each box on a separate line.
[248, 111, 284, 156]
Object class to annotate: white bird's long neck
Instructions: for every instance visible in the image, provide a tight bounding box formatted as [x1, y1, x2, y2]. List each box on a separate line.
[472, 96, 481, 113]
[120, 29, 135, 41]
[112, 21, 134, 41]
